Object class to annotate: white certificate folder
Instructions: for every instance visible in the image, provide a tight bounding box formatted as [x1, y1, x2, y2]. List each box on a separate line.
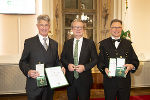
[108, 58, 126, 78]
[45, 66, 68, 89]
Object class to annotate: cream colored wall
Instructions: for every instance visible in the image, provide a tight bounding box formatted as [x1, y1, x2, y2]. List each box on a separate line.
[0, 0, 41, 63]
[113, 0, 122, 19]
[0, 0, 60, 63]
[1, 0, 150, 63]
[42, 0, 54, 35]
[125, 0, 150, 61]
[0, 15, 38, 63]
[105, 0, 150, 61]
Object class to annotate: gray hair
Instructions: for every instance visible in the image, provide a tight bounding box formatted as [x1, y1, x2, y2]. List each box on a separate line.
[37, 15, 50, 24]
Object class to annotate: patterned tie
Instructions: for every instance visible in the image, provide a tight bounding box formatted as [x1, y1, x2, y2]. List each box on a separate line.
[43, 38, 48, 50]
[74, 40, 79, 79]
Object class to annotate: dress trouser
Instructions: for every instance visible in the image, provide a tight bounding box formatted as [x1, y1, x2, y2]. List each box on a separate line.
[67, 79, 91, 100]
[104, 77, 131, 100]
[27, 86, 54, 100]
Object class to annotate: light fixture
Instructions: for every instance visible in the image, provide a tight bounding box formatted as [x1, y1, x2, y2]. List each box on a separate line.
[76, 13, 92, 23]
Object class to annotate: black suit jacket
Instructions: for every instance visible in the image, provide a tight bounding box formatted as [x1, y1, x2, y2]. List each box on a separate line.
[97, 37, 139, 88]
[61, 38, 98, 85]
[19, 35, 60, 91]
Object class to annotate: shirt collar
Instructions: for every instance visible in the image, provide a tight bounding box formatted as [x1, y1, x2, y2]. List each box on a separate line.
[111, 36, 120, 40]
[74, 37, 83, 42]
[38, 33, 48, 40]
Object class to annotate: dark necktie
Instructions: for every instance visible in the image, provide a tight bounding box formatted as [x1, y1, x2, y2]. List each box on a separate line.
[74, 40, 79, 79]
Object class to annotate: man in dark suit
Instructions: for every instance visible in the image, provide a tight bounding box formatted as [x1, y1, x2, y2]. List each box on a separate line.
[61, 19, 98, 100]
[97, 19, 139, 100]
[19, 15, 64, 100]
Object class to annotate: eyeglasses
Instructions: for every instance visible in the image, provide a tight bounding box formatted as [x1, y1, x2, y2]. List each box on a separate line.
[72, 26, 83, 30]
[39, 24, 49, 28]
[111, 27, 122, 29]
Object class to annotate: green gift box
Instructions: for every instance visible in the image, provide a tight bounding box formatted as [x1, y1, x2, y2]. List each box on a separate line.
[37, 76, 47, 87]
[116, 67, 126, 78]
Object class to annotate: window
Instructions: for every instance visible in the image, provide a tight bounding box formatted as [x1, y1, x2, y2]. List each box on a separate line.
[62, 0, 97, 42]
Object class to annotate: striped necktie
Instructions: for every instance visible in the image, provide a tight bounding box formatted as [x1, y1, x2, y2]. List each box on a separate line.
[43, 38, 48, 50]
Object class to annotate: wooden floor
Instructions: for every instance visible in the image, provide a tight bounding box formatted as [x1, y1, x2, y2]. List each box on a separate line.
[0, 87, 150, 100]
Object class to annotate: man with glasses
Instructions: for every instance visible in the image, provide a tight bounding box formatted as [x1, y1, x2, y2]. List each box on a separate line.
[61, 19, 98, 100]
[97, 19, 139, 100]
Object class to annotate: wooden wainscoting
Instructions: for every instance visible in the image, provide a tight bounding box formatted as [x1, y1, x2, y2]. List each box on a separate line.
[92, 73, 103, 89]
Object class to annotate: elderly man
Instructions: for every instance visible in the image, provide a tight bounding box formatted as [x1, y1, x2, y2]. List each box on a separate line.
[19, 15, 64, 100]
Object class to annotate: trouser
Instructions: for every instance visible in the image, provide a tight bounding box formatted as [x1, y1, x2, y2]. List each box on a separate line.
[103, 77, 131, 100]
[67, 79, 91, 100]
[27, 86, 54, 100]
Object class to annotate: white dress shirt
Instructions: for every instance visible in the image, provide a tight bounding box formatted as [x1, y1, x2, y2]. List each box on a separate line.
[38, 34, 49, 46]
[73, 37, 83, 61]
[111, 36, 120, 49]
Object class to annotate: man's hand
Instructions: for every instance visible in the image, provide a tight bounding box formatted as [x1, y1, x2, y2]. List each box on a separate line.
[28, 70, 39, 79]
[61, 67, 66, 74]
[75, 65, 85, 73]
[124, 64, 135, 74]
[68, 64, 76, 71]
[105, 68, 109, 76]
[105, 68, 112, 78]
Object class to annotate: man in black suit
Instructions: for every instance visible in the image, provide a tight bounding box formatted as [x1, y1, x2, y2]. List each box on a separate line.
[61, 19, 98, 100]
[19, 15, 64, 100]
[97, 19, 139, 100]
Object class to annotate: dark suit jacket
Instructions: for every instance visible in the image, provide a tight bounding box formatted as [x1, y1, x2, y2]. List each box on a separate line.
[97, 37, 139, 88]
[61, 38, 98, 85]
[19, 35, 60, 91]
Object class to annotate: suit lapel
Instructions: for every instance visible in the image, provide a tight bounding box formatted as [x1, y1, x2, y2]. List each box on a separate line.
[47, 37, 51, 52]
[70, 39, 74, 61]
[35, 35, 48, 52]
[117, 38, 124, 50]
[108, 37, 116, 50]
[79, 38, 87, 63]
[35, 35, 43, 49]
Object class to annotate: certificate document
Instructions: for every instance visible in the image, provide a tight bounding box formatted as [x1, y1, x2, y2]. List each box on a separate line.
[36, 64, 45, 76]
[116, 58, 126, 78]
[36, 64, 47, 87]
[108, 58, 126, 78]
[45, 66, 68, 89]
[117, 58, 125, 68]
[108, 58, 116, 77]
